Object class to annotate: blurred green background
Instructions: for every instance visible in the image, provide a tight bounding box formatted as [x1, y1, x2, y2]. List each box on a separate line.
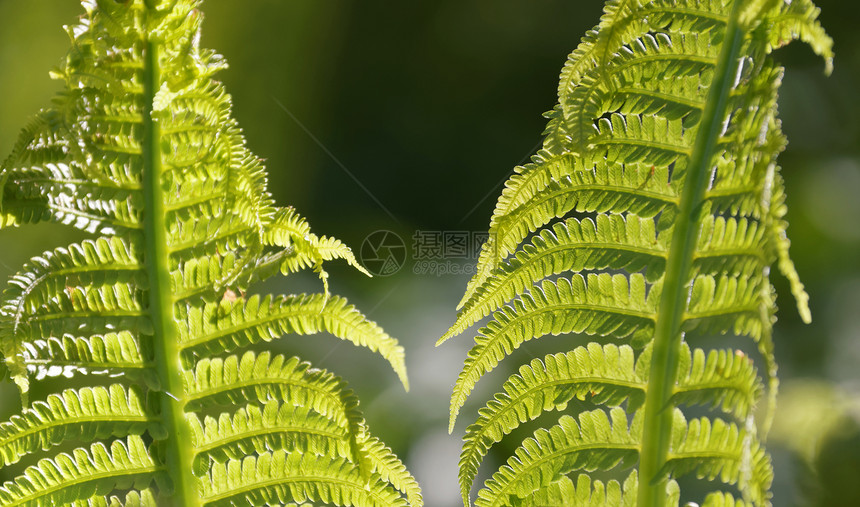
[1, 1, 858, 505]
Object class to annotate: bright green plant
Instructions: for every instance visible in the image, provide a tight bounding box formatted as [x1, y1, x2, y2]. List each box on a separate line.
[438, 0, 832, 505]
[0, 1, 421, 505]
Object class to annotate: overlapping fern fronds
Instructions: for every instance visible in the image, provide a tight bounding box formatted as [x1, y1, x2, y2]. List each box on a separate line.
[438, 1, 831, 505]
[0, 1, 420, 505]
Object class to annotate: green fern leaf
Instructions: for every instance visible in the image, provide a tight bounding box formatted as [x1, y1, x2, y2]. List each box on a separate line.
[514, 475, 577, 507]
[517, 472, 680, 507]
[188, 400, 352, 473]
[446, 213, 666, 342]
[448, 273, 656, 436]
[475, 408, 639, 507]
[0, 385, 151, 469]
[177, 293, 408, 390]
[664, 411, 772, 505]
[184, 352, 363, 432]
[0, 1, 417, 504]
[457, 156, 677, 309]
[457, 343, 645, 505]
[201, 450, 407, 507]
[357, 434, 425, 507]
[702, 490, 752, 507]
[675, 346, 762, 421]
[441, 0, 829, 505]
[0, 436, 160, 506]
[74, 487, 158, 507]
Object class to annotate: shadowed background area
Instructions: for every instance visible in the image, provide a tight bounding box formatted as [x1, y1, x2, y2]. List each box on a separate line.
[1, 1, 858, 505]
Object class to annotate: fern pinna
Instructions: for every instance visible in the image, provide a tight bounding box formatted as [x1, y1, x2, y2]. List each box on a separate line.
[0, 1, 421, 505]
[438, 1, 832, 506]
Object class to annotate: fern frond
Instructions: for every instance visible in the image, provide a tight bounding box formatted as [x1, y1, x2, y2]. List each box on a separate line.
[515, 475, 576, 507]
[457, 344, 645, 504]
[694, 215, 767, 277]
[68, 487, 158, 507]
[11, 330, 150, 381]
[201, 450, 407, 507]
[0, 237, 141, 311]
[358, 434, 424, 507]
[684, 275, 763, 340]
[0, 239, 146, 360]
[664, 411, 772, 505]
[442, 0, 828, 504]
[178, 293, 408, 390]
[764, 0, 833, 74]
[553, 0, 727, 151]
[189, 400, 352, 473]
[498, 161, 674, 264]
[264, 207, 369, 277]
[573, 32, 718, 151]
[767, 171, 811, 323]
[0, 385, 150, 468]
[255, 206, 370, 297]
[0, 160, 142, 234]
[475, 408, 639, 507]
[675, 347, 762, 421]
[446, 214, 665, 342]
[0, 436, 160, 507]
[185, 352, 365, 446]
[702, 490, 752, 507]
[458, 157, 677, 309]
[0, 1, 416, 503]
[591, 114, 694, 167]
[517, 472, 679, 507]
[449, 273, 655, 427]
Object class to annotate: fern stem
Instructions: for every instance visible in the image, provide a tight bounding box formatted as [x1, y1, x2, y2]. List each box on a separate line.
[636, 2, 744, 506]
[142, 39, 199, 506]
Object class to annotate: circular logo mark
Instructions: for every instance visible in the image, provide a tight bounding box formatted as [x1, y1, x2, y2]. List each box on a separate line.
[360, 230, 407, 277]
